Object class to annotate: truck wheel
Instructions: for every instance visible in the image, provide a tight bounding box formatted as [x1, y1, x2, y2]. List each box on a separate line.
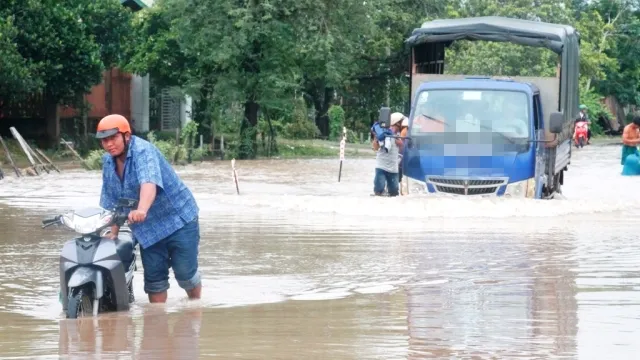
[554, 173, 562, 194]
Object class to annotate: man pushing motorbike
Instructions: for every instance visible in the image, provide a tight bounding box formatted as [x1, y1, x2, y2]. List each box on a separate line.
[96, 114, 202, 303]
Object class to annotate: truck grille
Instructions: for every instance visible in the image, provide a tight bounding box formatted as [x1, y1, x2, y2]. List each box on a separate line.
[427, 176, 508, 196]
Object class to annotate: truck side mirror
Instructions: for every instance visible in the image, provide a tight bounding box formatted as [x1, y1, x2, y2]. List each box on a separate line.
[378, 107, 391, 128]
[549, 112, 564, 134]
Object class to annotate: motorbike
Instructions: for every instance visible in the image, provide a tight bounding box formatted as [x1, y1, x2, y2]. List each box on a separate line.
[42, 198, 139, 319]
[574, 120, 589, 148]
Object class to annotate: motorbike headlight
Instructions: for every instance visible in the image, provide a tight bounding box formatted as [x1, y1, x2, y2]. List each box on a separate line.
[62, 211, 114, 235]
[504, 178, 536, 198]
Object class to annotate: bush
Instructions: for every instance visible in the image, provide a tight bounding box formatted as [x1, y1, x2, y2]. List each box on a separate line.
[346, 129, 359, 143]
[84, 149, 106, 170]
[190, 147, 206, 161]
[180, 121, 199, 148]
[283, 120, 320, 139]
[258, 118, 285, 137]
[291, 97, 308, 123]
[147, 131, 186, 164]
[328, 105, 346, 140]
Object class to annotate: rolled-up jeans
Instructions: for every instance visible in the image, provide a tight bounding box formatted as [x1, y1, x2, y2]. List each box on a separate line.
[140, 218, 201, 294]
[373, 168, 399, 196]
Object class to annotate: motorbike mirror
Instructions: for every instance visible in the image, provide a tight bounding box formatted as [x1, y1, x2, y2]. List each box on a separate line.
[116, 198, 139, 209]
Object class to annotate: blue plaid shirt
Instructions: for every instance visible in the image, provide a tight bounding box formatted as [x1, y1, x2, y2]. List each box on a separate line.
[99, 136, 199, 249]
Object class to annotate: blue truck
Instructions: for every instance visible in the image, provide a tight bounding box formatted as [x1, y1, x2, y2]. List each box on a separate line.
[389, 16, 580, 199]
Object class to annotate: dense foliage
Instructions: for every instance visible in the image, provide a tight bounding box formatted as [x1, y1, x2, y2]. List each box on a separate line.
[3, 0, 640, 158]
[0, 0, 133, 106]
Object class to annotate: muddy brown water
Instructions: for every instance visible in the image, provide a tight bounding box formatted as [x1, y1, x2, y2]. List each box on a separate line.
[1, 145, 640, 359]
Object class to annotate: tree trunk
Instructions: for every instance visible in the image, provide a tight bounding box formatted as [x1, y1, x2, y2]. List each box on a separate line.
[238, 32, 261, 159]
[239, 100, 259, 159]
[604, 96, 625, 133]
[313, 86, 333, 138]
[266, 116, 278, 156]
[44, 94, 60, 148]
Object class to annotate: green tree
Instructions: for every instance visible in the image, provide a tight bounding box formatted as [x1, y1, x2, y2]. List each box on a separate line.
[124, 1, 196, 88]
[0, 15, 41, 100]
[160, 0, 304, 159]
[123, 0, 640, 150]
[1, 0, 134, 142]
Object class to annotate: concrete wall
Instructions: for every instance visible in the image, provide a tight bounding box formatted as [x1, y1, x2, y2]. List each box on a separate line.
[58, 68, 132, 121]
[130, 74, 150, 132]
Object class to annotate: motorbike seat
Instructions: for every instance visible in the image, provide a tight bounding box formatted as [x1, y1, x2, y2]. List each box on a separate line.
[114, 232, 135, 271]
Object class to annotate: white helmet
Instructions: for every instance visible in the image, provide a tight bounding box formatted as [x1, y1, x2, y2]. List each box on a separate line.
[390, 112, 406, 126]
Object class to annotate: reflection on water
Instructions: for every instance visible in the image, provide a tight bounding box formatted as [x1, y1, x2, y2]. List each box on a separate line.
[59, 307, 201, 359]
[0, 144, 639, 358]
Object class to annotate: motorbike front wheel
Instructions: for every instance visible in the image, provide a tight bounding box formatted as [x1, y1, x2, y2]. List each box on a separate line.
[66, 286, 95, 319]
[578, 137, 585, 148]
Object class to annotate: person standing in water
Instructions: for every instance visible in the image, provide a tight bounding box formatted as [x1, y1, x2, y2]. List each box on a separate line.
[372, 113, 404, 196]
[621, 116, 640, 165]
[96, 114, 202, 303]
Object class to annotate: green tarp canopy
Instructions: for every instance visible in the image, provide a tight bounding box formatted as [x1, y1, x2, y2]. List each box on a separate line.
[406, 16, 579, 56]
[121, 0, 149, 11]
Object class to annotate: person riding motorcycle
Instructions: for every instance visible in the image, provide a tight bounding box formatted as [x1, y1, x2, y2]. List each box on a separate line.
[574, 104, 592, 144]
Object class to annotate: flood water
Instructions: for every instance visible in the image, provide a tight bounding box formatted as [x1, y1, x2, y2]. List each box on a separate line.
[1, 143, 640, 359]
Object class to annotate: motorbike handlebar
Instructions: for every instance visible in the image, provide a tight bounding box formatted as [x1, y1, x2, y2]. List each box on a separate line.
[113, 213, 129, 227]
[41, 216, 61, 229]
[40, 198, 138, 231]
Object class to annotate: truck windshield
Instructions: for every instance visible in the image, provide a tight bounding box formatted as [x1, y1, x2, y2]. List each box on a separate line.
[410, 89, 530, 140]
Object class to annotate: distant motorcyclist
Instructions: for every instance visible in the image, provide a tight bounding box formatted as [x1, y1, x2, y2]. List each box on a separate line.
[575, 104, 591, 144]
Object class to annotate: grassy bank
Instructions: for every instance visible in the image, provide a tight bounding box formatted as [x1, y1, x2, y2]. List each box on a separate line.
[275, 138, 372, 159]
[590, 134, 621, 145]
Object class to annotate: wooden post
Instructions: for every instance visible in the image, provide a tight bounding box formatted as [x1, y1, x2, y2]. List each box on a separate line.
[9, 127, 39, 175]
[338, 127, 346, 182]
[13, 131, 50, 174]
[35, 148, 61, 173]
[0, 135, 21, 177]
[60, 138, 89, 170]
[25, 144, 50, 174]
[231, 158, 240, 195]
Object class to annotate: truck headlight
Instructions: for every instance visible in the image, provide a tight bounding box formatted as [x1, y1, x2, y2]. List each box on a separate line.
[504, 178, 535, 198]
